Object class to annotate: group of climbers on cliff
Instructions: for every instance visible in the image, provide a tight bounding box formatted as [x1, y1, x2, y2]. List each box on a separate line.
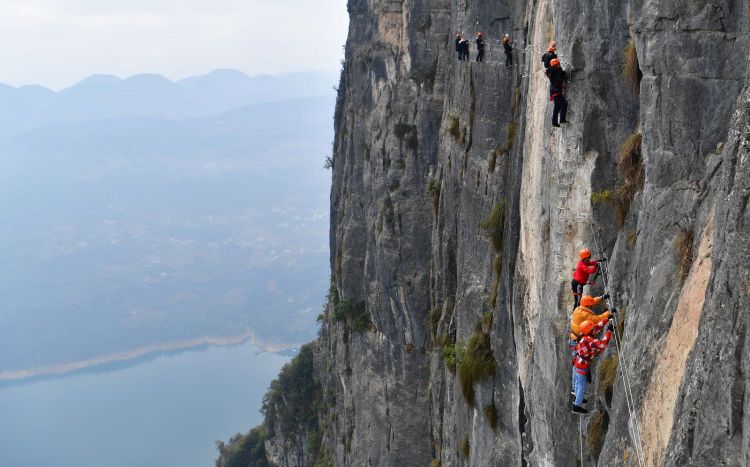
[452, 33, 568, 125]
[567, 248, 615, 414]
[454, 32, 513, 66]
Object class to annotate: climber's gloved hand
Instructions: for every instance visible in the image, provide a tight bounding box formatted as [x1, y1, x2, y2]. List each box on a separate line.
[601, 294, 610, 300]
[606, 321, 616, 333]
[599, 257, 608, 262]
[609, 306, 617, 314]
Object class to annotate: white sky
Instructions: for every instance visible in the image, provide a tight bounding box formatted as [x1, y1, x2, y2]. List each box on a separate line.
[0, 0, 349, 89]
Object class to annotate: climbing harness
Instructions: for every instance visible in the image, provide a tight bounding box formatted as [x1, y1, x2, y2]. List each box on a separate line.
[591, 228, 646, 467]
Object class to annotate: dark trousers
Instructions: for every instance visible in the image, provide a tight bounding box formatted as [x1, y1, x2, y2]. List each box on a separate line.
[553, 94, 568, 124]
[571, 279, 584, 310]
[457, 50, 463, 60]
[505, 52, 513, 66]
[477, 50, 484, 62]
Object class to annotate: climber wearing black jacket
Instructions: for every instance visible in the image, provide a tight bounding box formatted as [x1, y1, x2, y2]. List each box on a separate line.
[455, 33, 464, 60]
[460, 38, 470, 61]
[476, 32, 485, 62]
[546, 58, 569, 127]
[503, 35, 513, 67]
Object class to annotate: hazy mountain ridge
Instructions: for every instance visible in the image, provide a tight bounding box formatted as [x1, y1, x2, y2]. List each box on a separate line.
[0, 78, 335, 373]
[0, 69, 338, 143]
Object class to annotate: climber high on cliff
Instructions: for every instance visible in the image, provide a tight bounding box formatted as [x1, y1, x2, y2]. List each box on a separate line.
[455, 33, 464, 60]
[476, 32, 485, 62]
[546, 58, 569, 127]
[542, 41, 557, 68]
[503, 34, 513, 67]
[460, 36, 470, 61]
[570, 248, 605, 309]
[571, 318, 614, 414]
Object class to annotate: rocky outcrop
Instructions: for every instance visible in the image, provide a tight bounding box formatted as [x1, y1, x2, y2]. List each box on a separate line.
[252, 1, 750, 466]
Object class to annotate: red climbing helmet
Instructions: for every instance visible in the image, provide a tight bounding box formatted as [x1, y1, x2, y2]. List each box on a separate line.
[579, 248, 592, 260]
[550, 58, 561, 68]
[580, 320, 596, 335]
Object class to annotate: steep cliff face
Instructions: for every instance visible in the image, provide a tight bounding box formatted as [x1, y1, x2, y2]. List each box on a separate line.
[259, 1, 750, 466]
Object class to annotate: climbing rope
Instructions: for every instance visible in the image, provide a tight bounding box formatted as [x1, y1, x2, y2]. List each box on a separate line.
[591, 228, 646, 467]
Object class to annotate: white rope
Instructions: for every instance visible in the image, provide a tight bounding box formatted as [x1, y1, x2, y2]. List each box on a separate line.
[591, 228, 646, 467]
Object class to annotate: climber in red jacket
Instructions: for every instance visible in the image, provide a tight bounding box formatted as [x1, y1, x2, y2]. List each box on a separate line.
[571, 248, 605, 311]
[571, 318, 613, 414]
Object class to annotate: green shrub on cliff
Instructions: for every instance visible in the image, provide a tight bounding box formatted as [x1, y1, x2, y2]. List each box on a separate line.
[215, 427, 270, 467]
[262, 345, 322, 436]
[332, 300, 370, 333]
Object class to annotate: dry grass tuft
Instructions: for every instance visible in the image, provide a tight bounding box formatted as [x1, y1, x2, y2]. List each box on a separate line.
[461, 437, 470, 458]
[627, 229, 638, 250]
[512, 85, 522, 116]
[623, 40, 642, 95]
[488, 148, 501, 173]
[482, 312, 494, 331]
[429, 308, 441, 340]
[481, 200, 507, 253]
[458, 331, 496, 407]
[427, 178, 441, 215]
[447, 116, 462, 142]
[599, 354, 619, 404]
[546, 19, 554, 43]
[489, 255, 502, 308]
[614, 133, 644, 228]
[588, 410, 609, 457]
[675, 228, 694, 283]
[483, 403, 499, 431]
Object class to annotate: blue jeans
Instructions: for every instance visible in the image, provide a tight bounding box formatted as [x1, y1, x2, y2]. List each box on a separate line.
[572, 370, 588, 406]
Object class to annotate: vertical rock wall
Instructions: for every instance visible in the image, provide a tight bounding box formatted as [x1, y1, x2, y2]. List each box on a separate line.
[263, 1, 750, 466]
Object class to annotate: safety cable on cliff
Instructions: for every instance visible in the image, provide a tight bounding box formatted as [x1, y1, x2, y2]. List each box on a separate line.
[591, 228, 646, 467]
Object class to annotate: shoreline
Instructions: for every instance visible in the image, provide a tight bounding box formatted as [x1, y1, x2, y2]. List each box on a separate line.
[0, 330, 301, 382]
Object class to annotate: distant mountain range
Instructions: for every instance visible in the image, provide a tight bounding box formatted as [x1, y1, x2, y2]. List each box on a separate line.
[0, 71, 336, 373]
[0, 69, 338, 142]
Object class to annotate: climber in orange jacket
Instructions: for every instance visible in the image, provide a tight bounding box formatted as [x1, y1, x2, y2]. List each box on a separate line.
[568, 295, 614, 351]
[572, 318, 614, 414]
[571, 248, 605, 310]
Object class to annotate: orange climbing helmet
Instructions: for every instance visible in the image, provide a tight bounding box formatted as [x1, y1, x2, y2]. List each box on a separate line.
[547, 47, 555, 53]
[579, 248, 592, 260]
[580, 320, 596, 335]
[580, 295, 596, 307]
[550, 58, 561, 68]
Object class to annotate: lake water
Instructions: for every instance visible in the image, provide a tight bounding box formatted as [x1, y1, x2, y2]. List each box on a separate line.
[0, 341, 290, 467]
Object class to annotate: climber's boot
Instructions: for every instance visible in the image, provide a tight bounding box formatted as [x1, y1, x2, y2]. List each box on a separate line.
[572, 405, 588, 415]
